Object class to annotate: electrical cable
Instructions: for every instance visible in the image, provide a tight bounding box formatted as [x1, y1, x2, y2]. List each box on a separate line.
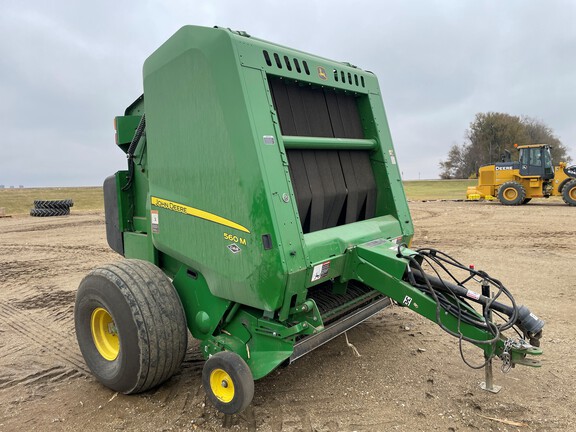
[414, 247, 519, 331]
[397, 245, 525, 368]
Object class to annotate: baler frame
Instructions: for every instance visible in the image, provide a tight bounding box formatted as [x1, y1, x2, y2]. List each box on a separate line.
[76, 25, 543, 416]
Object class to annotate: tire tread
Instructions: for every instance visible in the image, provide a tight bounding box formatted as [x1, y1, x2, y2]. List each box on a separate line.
[33, 199, 74, 209]
[562, 179, 576, 206]
[30, 207, 70, 217]
[75, 259, 187, 394]
[497, 181, 526, 206]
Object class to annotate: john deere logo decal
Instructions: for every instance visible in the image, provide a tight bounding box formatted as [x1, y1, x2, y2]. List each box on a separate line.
[227, 243, 241, 254]
[317, 66, 327, 80]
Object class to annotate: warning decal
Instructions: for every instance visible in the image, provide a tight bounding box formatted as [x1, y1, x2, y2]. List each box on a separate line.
[151, 210, 159, 233]
[466, 289, 480, 301]
[311, 261, 330, 282]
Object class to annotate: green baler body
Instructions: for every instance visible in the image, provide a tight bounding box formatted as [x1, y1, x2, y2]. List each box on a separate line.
[109, 26, 418, 379]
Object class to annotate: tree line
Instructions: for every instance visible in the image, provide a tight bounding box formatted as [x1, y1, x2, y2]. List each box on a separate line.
[439, 112, 572, 179]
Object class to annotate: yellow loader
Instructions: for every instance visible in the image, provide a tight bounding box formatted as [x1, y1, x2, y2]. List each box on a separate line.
[466, 144, 576, 206]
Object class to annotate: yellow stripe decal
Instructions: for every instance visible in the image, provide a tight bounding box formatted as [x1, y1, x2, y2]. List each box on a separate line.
[151, 197, 250, 233]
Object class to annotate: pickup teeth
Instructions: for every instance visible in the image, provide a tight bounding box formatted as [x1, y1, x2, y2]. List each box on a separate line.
[307, 281, 384, 325]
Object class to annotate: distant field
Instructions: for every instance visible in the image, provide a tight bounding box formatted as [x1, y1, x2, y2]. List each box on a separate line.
[0, 187, 103, 215]
[0, 180, 477, 215]
[403, 179, 477, 200]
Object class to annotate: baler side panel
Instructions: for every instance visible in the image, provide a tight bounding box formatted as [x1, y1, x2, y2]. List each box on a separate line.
[142, 27, 288, 311]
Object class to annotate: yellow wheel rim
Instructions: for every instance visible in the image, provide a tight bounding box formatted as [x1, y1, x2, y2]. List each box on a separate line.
[90, 307, 119, 361]
[210, 368, 235, 403]
[503, 188, 518, 200]
[570, 187, 576, 200]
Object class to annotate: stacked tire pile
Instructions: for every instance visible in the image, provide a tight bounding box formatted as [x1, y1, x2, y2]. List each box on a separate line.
[30, 199, 74, 217]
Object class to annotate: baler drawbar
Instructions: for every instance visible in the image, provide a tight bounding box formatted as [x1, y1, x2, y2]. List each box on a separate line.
[75, 25, 544, 415]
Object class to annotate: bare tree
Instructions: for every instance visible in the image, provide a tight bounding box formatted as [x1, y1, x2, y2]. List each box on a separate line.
[439, 112, 571, 178]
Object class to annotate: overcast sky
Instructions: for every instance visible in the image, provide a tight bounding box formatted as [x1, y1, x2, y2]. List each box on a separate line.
[1, 0, 575, 187]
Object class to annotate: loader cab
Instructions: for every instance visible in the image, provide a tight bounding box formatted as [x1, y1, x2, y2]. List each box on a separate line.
[518, 145, 554, 180]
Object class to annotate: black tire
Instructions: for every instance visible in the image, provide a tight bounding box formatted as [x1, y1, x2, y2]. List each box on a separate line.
[33, 199, 74, 209]
[522, 198, 532, 204]
[75, 259, 188, 394]
[30, 207, 70, 217]
[562, 179, 576, 206]
[497, 181, 526, 206]
[558, 178, 571, 194]
[202, 351, 254, 415]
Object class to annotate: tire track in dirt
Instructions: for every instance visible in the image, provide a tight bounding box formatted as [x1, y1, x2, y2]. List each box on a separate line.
[0, 366, 84, 390]
[10, 291, 76, 325]
[0, 303, 89, 382]
[0, 243, 112, 254]
[12, 290, 76, 311]
[1, 218, 103, 234]
[0, 260, 54, 284]
[0, 343, 27, 359]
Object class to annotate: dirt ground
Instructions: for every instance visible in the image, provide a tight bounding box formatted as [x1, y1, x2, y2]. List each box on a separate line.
[0, 200, 574, 431]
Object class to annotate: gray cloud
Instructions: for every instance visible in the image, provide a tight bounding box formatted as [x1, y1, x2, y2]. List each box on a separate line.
[1, 0, 574, 186]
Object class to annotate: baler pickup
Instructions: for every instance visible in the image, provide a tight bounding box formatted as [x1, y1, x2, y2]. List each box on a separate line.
[74, 25, 544, 416]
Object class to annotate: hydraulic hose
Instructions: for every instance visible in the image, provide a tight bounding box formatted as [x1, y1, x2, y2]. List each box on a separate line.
[410, 268, 544, 345]
[410, 269, 514, 317]
[122, 114, 146, 191]
[397, 245, 544, 354]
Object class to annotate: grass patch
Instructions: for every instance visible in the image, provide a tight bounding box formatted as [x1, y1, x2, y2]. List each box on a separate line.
[0, 180, 478, 216]
[402, 179, 477, 201]
[0, 187, 104, 215]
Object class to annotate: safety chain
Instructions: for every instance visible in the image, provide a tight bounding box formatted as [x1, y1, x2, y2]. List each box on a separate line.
[501, 338, 534, 373]
[501, 339, 514, 373]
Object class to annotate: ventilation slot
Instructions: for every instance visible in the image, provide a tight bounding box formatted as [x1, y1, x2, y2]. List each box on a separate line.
[294, 58, 302, 73]
[262, 51, 319, 76]
[274, 53, 282, 69]
[263, 50, 272, 66]
[332, 69, 364, 87]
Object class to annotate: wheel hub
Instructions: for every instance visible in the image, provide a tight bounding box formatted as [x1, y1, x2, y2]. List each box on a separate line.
[210, 368, 235, 403]
[90, 307, 120, 361]
[504, 188, 517, 200]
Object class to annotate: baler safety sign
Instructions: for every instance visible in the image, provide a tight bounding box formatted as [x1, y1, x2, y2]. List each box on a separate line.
[151, 210, 159, 233]
[311, 261, 330, 281]
[151, 196, 250, 233]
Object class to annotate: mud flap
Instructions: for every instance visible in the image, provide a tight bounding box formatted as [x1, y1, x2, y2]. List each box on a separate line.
[103, 174, 124, 255]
